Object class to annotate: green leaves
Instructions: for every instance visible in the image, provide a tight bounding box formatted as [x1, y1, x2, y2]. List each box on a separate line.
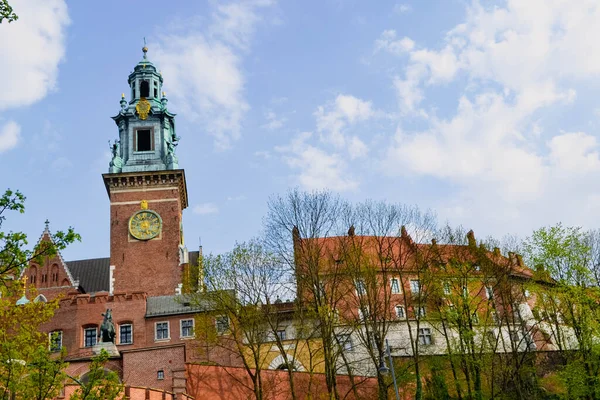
[69, 350, 123, 400]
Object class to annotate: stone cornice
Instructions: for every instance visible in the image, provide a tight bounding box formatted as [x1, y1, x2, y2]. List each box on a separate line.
[102, 169, 188, 210]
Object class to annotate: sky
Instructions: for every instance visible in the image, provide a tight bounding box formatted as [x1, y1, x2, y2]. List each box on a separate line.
[2, 0, 600, 261]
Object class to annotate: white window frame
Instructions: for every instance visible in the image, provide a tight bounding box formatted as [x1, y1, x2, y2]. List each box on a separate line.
[276, 329, 287, 341]
[157, 369, 165, 380]
[443, 281, 451, 295]
[336, 334, 353, 352]
[417, 306, 426, 318]
[355, 279, 366, 296]
[395, 305, 405, 319]
[119, 323, 133, 345]
[410, 279, 420, 294]
[155, 321, 170, 341]
[83, 327, 97, 348]
[418, 328, 432, 345]
[180, 319, 195, 338]
[49, 330, 62, 352]
[390, 278, 401, 294]
[486, 286, 494, 300]
[216, 315, 230, 335]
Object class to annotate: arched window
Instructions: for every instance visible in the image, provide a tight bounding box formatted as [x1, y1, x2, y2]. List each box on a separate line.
[34, 294, 47, 303]
[51, 264, 59, 283]
[140, 80, 150, 98]
[29, 266, 37, 285]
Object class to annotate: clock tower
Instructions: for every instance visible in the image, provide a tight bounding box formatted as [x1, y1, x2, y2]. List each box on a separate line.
[103, 46, 188, 297]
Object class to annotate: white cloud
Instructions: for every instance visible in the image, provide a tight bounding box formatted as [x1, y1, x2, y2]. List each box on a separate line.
[0, 121, 21, 153]
[153, 1, 275, 149]
[315, 94, 374, 148]
[393, 4, 411, 14]
[261, 110, 286, 130]
[0, 0, 70, 110]
[276, 132, 358, 192]
[193, 203, 219, 215]
[378, 0, 600, 235]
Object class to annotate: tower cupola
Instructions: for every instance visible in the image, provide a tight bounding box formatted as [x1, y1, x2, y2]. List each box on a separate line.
[108, 46, 179, 173]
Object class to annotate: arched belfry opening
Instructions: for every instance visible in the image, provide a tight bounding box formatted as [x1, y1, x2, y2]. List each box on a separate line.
[140, 80, 150, 98]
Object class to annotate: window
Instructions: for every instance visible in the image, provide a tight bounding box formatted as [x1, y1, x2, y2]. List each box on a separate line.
[155, 322, 169, 340]
[390, 278, 401, 294]
[84, 327, 97, 347]
[135, 129, 153, 152]
[140, 80, 150, 97]
[417, 306, 426, 318]
[484, 286, 494, 300]
[395, 305, 405, 319]
[276, 329, 287, 341]
[443, 282, 451, 295]
[473, 264, 480, 272]
[410, 279, 420, 294]
[157, 370, 164, 380]
[120, 324, 133, 345]
[486, 331, 496, 346]
[216, 316, 229, 335]
[153, 83, 158, 98]
[355, 279, 366, 296]
[180, 319, 194, 338]
[336, 334, 353, 352]
[510, 331, 520, 343]
[49, 330, 62, 352]
[358, 306, 370, 321]
[418, 328, 432, 345]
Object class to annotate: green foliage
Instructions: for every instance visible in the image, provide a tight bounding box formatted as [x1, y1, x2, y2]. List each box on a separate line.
[70, 350, 123, 400]
[0, 284, 64, 399]
[0, 0, 17, 23]
[0, 189, 81, 287]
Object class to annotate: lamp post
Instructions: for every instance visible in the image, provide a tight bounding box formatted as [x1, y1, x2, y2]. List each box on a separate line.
[378, 339, 401, 400]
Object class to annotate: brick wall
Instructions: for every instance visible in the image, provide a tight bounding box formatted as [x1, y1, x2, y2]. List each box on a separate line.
[186, 364, 378, 400]
[61, 385, 194, 399]
[122, 345, 186, 391]
[109, 182, 184, 297]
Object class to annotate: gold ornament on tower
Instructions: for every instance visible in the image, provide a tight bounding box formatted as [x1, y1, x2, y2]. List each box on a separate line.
[136, 97, 151, 120]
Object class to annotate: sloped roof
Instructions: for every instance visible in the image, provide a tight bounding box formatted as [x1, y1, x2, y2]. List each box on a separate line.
[146, 294, 211, 317]
[67, 258, 110, 293]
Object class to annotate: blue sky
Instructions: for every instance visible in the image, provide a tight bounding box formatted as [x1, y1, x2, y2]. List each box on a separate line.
[3, 0, 600, 261]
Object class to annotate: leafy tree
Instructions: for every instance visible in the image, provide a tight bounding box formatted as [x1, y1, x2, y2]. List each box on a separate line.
[0, 189, 80, 287]
[69, 349, 123, 400]
[0, 0, 17, 23]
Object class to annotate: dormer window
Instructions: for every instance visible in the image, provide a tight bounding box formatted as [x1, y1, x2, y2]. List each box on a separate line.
[135, 128, 154, 152]
[140, 80, 150, 98]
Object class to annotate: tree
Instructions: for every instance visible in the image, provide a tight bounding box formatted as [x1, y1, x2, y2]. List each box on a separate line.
[0, 189, 80, 287]
[194, 240, 289, 400]
[0, 0, 17, 23]
[0, 188, 79, 399]
[69, 349, 123, 400]
[524, 224, 600, 399]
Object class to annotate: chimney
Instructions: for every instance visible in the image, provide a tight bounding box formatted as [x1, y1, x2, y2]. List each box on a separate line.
[348, 225, 355, 237]
[467, 230, 476, 247]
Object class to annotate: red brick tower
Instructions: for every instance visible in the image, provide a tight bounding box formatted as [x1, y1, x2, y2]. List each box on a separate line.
[102, 46, 188, 297]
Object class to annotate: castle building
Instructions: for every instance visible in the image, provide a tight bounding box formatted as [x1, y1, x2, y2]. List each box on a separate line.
[25, 47, 238, 395]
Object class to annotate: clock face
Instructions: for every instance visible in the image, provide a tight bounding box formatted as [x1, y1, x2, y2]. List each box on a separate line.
[128, 210, 162, 240]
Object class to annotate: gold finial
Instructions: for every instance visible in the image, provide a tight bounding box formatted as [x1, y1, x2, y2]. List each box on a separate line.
[21, 275, 28, 295]
[121, 93, 125, 99]
[162, 91, 166, 97]
[140, 200, 149, 210]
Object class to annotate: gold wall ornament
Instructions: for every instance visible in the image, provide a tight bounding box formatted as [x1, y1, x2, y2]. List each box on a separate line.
[136, 97, 151, 120]
[129, 210, 162, 241]
[140, 200, 149, 210]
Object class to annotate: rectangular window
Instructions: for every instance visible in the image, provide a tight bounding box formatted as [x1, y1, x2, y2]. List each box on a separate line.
[216, 316, 229, 335]
[336, 334, 353, 352]
[395, 305, 405, 319]
[390, 278, 401, 294]
[417, 306, 426, 318]
[410, 279, 420, 294]
[157, 370, 164, 380]
[49, 330, 62, 352]
[155, 322, 169, 340]
[486, 286, 494, 300]
[355, 279, 366, 296]
[510, 331, 520, 343]
[443, 282, 451, 295]
[135, 129, 153, 152]
[180, 319, 194, 338]
[276, 329, 287, 341]
[120, 324, 133, 345]
[418, 328, 432, 345]
[84, 327, 97, 347]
